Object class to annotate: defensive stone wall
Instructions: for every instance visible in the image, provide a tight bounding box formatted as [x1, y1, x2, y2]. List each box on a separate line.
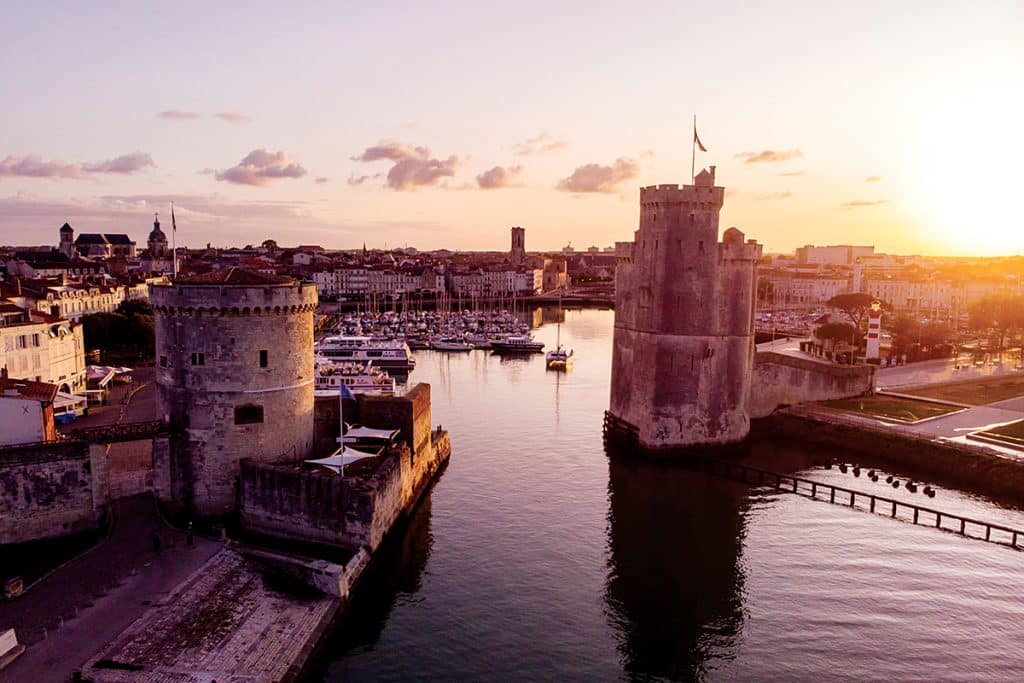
[239, 429, 450, 552]
[0, 440, 105, 545]
[749, 351, 875, 418]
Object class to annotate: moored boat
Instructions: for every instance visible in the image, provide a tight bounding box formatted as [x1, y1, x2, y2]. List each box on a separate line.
[491, 335, 544, 354]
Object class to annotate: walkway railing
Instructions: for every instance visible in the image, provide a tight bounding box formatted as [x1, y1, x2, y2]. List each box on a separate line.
[702, 457, 1023, 550]
[66, 419, 168, 444]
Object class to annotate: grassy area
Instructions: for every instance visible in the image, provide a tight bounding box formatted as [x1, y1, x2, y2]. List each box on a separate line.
[903, 374, 1024, 406]
[974, 420, 1024, 449]
[822, 395, 961, 423]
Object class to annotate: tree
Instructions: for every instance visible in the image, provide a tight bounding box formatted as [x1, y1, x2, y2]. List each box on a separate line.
[116, 299, 153, 317]
[814, 322, 862, 346]
[757, 278, 774, 303]
[969, 295, 1024, 352]
[826, 293, 887, 331]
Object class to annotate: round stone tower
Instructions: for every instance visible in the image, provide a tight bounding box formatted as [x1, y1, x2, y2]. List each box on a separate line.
[150, 268, 318, 517]
[608, 167, 762, 449]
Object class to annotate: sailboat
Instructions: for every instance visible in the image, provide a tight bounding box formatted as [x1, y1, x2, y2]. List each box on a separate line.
[545, 290, 574, 370]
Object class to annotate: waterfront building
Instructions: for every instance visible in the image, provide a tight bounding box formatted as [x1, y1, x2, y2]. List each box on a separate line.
[150, 268, 318, 516]
[0, 373, 58, 446]
[609, 167, 762, 448]
[0, 301, 86, 394]
[795, 244, 874, 265]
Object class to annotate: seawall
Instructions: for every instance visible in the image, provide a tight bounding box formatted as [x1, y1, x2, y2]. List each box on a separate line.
[750, 351, 875, 419]
[755, 407, 1024, 508]
[0, 440, 106, 545]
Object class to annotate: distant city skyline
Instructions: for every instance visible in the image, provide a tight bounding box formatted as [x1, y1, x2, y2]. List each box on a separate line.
[1, 1, 1021, 256]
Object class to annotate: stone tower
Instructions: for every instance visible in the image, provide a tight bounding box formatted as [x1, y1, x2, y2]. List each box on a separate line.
[150, 268, 318, 517]
[608, 167, 762, 449]
[148, 213, 169, 258]
[510, 226, 525, 266]
[59, 222, 75, 258]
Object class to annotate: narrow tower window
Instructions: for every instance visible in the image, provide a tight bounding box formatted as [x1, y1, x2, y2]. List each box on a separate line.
[259, 349, 268, 368]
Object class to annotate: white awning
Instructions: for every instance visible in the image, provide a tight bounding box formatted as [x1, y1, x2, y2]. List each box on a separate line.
[343, 424, 399, 442]
[54, 392, 87, 409]
[305, 447, 380, 474]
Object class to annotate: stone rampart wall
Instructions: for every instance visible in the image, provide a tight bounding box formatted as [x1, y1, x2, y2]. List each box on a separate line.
[750, 351, 875, 419]
[240, 426, 449, 552]
[0, 441, 104, 544]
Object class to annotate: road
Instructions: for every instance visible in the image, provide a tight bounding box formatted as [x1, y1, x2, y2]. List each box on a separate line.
[0, 495, 220, 682]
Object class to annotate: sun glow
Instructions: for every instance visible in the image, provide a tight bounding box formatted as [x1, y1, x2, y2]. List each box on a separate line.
[911, 87, 1024, 255]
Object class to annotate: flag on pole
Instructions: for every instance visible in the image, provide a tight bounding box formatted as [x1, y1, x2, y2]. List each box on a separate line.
[694, 127, 707, 153]
[171, 204, 177, 232]
[340, 381, 355, 401]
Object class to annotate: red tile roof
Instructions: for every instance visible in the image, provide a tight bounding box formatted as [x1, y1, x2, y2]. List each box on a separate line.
[176, 268, 293, 286]
[0, 377, 58, 403]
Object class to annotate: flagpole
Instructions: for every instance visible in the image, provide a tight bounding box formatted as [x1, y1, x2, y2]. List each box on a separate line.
[171, 202, 178, 279]
[691, 114, 696, 184]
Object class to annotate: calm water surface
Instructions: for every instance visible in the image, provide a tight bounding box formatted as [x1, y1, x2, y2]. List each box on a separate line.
[322, 308, 1024, 681]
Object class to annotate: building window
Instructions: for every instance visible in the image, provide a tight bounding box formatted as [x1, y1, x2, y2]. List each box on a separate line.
[234, 404, 264, 425]
[259, 349, 268, 368]
[191, 352, 205, 366]
[160, 355, 168, 368]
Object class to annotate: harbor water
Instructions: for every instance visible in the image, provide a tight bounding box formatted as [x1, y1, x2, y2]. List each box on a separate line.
[322, 308, 1024, 681]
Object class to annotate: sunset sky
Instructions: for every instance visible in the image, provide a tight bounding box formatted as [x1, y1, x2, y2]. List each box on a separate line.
[1, 1, 1022, 255]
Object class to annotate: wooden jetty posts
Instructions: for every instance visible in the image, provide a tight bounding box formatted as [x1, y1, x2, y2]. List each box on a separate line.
[702, 457, 1022, 550]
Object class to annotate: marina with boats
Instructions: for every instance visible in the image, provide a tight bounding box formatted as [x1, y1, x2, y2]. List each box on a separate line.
[315, 306, 579, 375]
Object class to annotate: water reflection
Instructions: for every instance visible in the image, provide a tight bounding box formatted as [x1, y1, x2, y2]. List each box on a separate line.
[605, 451, 749, 680]
[325, 494, 434, 661]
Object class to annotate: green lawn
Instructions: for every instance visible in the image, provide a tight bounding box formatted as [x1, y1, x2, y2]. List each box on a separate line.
[974, 420, 1024, 448]
[822, 395, 961, 423]
[903, 374, 1024, 406]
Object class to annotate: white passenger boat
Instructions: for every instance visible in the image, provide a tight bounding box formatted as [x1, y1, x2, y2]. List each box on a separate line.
[314, 358, 396, 396]
[491, 335, 544, 354]
[316, 335, 416, 372]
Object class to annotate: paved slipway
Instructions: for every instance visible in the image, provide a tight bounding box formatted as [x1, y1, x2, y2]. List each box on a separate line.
[0, 495, 221, 682]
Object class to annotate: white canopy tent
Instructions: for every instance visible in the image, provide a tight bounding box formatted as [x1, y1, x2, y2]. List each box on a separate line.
[305, 447, 380, 474]
[341, 424, 399, 443]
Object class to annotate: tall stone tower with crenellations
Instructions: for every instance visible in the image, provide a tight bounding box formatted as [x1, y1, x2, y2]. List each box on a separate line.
[150, 268, 318, 517]
[607, 167, 762, 450]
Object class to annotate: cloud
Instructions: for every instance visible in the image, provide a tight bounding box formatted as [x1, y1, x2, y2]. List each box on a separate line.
[476, 165, 522, 189]
[215, 149, 308, 186]
[314, 176, 330, 184]
[0, 191, 443, 248]
[512, 133, 569, 156]
[351, 141, 461, 190]
[347, 172, 382, 186]
[865, 175, 881, 182]
[0, 152, 154, 179]
[776, 171, 806, 176]
[159, 109, 200, 120]
[555, 157, 638, 193]
[842, 199, 887, 207]
[734, 149, 804, 164]
[82, 152, 155, 174]
[755, 191, 792, 201]
[214, 111, 251, 124]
